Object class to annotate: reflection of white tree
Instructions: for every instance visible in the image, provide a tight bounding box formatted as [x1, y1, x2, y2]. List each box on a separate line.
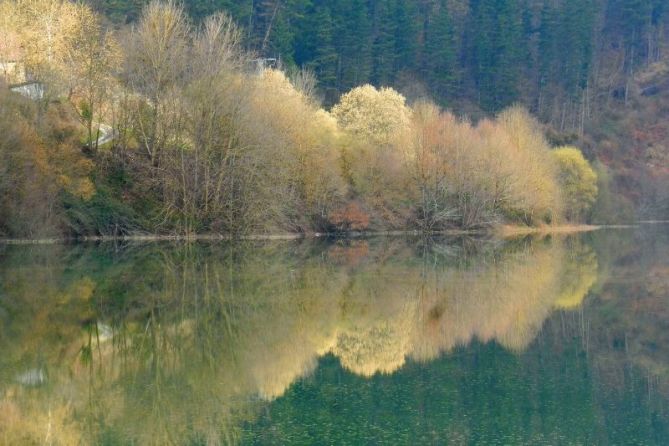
[334, 299, 417, 377]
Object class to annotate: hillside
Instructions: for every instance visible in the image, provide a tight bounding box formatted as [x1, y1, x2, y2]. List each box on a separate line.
[0, 0, 667, 238]
[583, 61, 669, 221]
[87, 0, 669, 220]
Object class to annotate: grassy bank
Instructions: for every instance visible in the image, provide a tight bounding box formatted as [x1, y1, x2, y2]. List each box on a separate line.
[495, 224, 602, 238]
[0, 226, 607, 245]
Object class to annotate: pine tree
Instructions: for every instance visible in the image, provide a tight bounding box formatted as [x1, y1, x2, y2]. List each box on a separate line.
[561, 0, 594, 96]
[425, 0, 458, 99]
[468, 0, 522, 111]
[336, 0, 373, 92]
[311, 4, 339, 101]
[393, 0, 419, 74]
[371, 0, 397, 86]
[538, 1, 558, 92]
[186, 0, 252, 23]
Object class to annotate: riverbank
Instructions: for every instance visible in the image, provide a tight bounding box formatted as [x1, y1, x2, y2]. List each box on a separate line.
[0, 224, 621, 244]
[0, 229, 479, 245]
[495, 224, 602, 237]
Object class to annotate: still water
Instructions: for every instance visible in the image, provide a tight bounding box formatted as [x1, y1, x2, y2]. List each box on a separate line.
[0, 226, 668, 445]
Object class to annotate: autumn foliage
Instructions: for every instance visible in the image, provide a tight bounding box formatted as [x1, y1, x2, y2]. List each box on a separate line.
[0, 0, 599, 237]
[0, 87, 94, 237]
[552, 146, 598, 221]
[328, 202, 370, 232]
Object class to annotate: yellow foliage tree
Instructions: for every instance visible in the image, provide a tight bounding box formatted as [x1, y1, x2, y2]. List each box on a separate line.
[496, 106, 563, 224]
[248, 69, 346, 229]
[552, 146, 598, 221]
[405, 103, 564, 228]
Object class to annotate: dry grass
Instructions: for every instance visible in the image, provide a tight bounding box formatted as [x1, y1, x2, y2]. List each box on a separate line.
[495, 224, 601, 238]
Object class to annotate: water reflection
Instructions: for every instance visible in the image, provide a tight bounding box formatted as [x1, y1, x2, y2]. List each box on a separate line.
[0, 230, 666, 445]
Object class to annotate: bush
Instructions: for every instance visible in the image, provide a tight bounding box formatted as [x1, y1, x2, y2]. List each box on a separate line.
[552, 146, 598, 221]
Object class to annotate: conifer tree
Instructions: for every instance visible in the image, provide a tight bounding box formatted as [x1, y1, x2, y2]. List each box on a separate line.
[311, 4, 338, 101]
[371, 0, 396, 86]
[425, 0, 458, 98]
[336, 0, 373, 93]
[393, 0, 419, 74]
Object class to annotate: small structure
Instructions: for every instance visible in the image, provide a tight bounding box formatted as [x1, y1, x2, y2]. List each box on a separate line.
[251, 57, 278, 75]
[9, 81, 44, 100]
[2, 56, 43, 100]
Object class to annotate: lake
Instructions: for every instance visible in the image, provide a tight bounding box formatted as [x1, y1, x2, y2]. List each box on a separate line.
[1, 226, 668, 445]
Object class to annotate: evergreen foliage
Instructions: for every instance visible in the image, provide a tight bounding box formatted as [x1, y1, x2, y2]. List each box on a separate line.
[86, 0, 669, 117]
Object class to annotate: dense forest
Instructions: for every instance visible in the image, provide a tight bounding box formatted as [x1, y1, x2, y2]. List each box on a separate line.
[0, 0, 666, 238]
[91, 0, 667, 115]
[92, 0, 666, 221]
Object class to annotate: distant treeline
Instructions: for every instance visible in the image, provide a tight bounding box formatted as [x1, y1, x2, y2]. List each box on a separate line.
[85, 0, 669, 222]
[91, 0, 668, 126]
[1, 0, 599, 237]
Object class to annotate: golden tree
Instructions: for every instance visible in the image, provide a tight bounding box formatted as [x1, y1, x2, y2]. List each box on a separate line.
[552, 146, 598, 221]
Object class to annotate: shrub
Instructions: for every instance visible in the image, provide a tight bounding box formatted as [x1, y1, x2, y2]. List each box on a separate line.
[552, 146, 598, 221]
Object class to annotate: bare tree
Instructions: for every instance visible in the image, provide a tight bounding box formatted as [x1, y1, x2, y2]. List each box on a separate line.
[62, 2, 120, 151]
[125, 0, 190, 167]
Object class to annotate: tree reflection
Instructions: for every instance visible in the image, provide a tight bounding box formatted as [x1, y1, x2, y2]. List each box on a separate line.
[0, 235, 603, 444]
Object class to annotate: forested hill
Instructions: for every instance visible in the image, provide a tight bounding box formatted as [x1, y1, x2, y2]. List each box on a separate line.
[94, 0, 665, 114]
[1, 0, 667, 238]
[90, 0, 669, 219]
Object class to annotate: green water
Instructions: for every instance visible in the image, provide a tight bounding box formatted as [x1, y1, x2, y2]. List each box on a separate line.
[0, 227, 668, 445]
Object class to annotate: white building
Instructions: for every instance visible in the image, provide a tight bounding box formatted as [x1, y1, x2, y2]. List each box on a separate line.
[9, 81, 44, 100]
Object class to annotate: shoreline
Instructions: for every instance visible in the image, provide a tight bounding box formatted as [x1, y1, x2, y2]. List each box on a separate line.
[0, 223, 653, 245]
[495, 224, 602, 237]
[0, 229, 482, 245]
